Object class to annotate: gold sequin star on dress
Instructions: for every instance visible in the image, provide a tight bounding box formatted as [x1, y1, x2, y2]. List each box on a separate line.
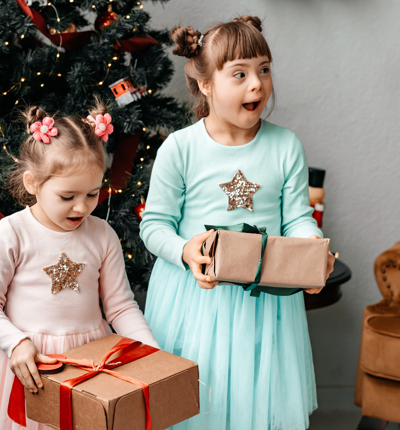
[43, 253, 86, 294]
[219, 170, 261, 212]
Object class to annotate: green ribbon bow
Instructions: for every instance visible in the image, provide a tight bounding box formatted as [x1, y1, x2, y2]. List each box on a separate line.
[204, 223, 301, 297]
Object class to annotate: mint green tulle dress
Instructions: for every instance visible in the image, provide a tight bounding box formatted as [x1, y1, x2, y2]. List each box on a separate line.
[140, 119, 322, 430]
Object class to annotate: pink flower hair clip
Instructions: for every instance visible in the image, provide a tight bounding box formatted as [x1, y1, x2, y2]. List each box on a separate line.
[30, 117, 58, 144]
[87, 113, 114, 142]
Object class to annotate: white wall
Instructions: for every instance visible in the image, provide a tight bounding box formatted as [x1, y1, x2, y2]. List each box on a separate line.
[143, 0, 400, 412]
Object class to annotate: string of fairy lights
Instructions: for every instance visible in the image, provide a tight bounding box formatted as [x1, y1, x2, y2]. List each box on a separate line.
[0, 0, 154, 200]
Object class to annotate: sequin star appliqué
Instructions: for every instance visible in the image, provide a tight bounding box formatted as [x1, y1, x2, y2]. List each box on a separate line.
[219, 170, 261, 212]
[43, 253, 86, 294]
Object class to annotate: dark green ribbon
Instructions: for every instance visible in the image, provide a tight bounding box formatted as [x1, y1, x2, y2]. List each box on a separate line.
[204, 223, 301, 297]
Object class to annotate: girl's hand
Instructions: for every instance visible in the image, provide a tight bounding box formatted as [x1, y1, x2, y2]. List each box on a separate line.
[183, 230, 219, 290]
[305, 235, 335, 295]
[10, 339, 58, 393]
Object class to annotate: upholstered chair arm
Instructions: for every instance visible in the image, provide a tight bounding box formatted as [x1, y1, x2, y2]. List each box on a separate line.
[374, 241, 400, 305]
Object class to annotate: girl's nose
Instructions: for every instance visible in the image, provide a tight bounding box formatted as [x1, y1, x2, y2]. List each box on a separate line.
[250, 74, 262, 91]
[73, 200, 87, 214]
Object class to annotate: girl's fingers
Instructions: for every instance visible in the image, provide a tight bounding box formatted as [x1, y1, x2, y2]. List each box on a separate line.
[27, 359, 43, 389]
[305, 287, 323, 294]
[326, 252, 335, 280]
[18, 363, 38, 393]
[191, 263, 213, 282]
[13, 367, 27, 389]
[36, 353, 58, 364]
[193, 271, 213, 283]
[194, 255, 212, 265]
[198, 280, 219, 289]
[196, 229, 215, 242]
[308, 235, 321, 240]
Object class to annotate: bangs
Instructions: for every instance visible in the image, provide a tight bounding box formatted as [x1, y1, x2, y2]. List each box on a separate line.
[211, 22, 272, 70]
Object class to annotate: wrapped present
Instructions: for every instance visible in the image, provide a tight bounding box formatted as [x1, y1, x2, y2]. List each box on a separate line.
[202, 224, 333, 297]
[8, 334, 199, 430]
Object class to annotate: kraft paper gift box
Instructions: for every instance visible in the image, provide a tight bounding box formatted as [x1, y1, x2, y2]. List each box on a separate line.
[201, 224, 331, 296]
[18, 334, 199, 430]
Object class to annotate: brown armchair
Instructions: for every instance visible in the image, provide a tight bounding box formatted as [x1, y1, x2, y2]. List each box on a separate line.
[355, 240, 400, 427]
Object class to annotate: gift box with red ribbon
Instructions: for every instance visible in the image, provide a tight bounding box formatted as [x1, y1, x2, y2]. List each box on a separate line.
[8, 334, 199, 430]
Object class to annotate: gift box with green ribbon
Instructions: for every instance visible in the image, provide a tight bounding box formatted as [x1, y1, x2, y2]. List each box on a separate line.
[202, 224, 332, 297]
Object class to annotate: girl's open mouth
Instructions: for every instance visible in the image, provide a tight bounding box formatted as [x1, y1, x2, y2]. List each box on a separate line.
[243, 101, 260, 111]
[67, 217, 83, 226]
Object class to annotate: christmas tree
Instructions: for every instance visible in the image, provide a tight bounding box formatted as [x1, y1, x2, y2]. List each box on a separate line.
[0, 0, 188, 292]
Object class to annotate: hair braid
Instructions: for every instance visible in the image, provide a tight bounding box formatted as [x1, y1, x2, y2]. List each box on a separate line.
[171, 26, 202, 58]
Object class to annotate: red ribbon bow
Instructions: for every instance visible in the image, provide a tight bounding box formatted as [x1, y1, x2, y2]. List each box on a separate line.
[8, 337, 158, 430]
[15, 0, 159, 52]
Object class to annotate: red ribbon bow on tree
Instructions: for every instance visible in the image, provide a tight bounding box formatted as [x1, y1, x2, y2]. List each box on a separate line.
[15, 0, 159, 52]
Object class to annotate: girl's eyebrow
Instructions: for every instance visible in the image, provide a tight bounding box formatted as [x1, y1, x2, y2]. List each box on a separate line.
[59, 187, 101, 194]
[227, 62, 248, 69]
[227, 60, 271, 69]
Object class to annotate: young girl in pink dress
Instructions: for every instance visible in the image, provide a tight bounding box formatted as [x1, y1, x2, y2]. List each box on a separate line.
[0, 102, 158, 429]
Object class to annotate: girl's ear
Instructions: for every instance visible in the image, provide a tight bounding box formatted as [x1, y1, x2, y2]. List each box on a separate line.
[198, 80, 211, 97]
[23, 171, 38, 195]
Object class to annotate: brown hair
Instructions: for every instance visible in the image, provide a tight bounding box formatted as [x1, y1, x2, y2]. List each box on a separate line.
[171, 15, 274, 119]
[8, 98, 108, 206]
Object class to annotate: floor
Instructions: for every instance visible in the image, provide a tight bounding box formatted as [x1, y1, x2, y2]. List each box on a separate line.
[309, 410, 400, 430]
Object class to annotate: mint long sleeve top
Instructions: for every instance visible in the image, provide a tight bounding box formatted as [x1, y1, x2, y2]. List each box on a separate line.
[140, 119, 322, 270]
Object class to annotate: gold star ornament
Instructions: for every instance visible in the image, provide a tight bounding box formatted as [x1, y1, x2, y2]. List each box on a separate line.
[43, 253, 86, 294]
[219, 169, 261, 211]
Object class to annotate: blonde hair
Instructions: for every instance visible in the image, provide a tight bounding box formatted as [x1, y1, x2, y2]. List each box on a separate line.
[170, 16, 274, 119]
[8, 99, 108, 206]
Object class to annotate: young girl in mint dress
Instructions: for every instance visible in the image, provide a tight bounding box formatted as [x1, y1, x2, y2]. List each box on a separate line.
[140, 15, 332, 430]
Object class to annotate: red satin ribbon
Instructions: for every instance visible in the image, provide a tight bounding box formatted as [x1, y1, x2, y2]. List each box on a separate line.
[15, 0, 159, 52]
[8, 337, 158, 430]
[0, 212, 5, 219]
[15, 0, 95, 50]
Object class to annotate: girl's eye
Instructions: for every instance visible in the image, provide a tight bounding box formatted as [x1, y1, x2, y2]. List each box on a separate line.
[88, 192, 99, 198]
[261, 67, 270, 74]
[61, 196, 73, 201]
[234, 72, 245, 79]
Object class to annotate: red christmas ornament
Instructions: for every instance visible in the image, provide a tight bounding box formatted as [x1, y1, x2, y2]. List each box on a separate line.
[95, 5, 119, 31]
[135, 198, 146, 221]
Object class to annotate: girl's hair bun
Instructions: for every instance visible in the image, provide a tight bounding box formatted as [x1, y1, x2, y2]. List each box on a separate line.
[234, 15, 262, 32]
[171, 26, 202, 58]
[22, 106, 50, 132]
[87, 95, 109, 120]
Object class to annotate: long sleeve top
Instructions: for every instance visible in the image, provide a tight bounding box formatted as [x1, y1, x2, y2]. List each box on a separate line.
[0, 207, 158, 357]
[140, 119, 322, 269]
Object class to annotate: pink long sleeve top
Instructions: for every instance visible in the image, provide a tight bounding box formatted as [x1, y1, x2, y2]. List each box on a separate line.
[0, 207, 158, 357]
